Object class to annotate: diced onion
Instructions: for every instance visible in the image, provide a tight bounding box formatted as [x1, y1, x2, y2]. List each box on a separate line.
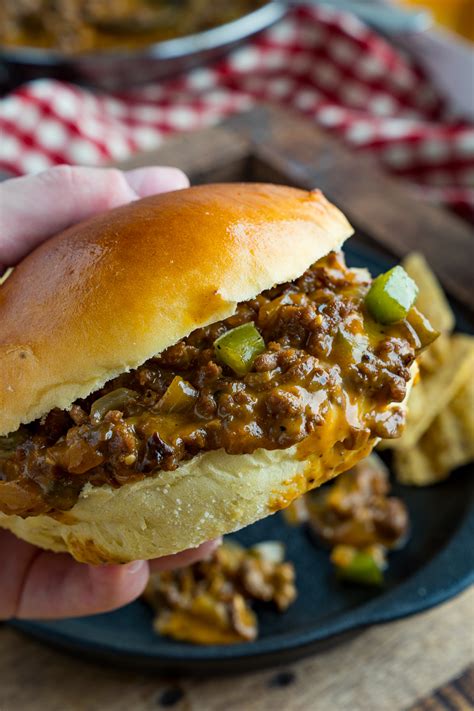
[250, 541, 285, 564]
[406, 306, 439, 349]
[156, 376, 197, 414]
[0, 428, 28, 454]
[90, 387, 138, 421]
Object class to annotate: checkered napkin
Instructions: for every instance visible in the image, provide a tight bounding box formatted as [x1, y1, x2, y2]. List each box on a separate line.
[0, 5, 473, 219]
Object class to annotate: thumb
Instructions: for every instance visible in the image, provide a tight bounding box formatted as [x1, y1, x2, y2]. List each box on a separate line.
[0, 165, 188, 268]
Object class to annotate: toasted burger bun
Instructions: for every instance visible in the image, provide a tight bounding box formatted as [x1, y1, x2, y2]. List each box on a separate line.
[0, 437, 375, 564]
[0, 183, 351, 437]
[0, 183, 393, 564]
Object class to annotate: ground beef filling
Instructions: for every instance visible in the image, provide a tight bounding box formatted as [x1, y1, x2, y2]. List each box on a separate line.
[0, 252, 419, 517]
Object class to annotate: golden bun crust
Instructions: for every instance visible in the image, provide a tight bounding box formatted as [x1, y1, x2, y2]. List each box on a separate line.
[0, 183, 352, 437]
[0, 431, 375, 564]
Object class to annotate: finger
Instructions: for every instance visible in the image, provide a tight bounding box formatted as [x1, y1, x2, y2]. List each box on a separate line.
[0, 165, 188, 267]
[0, 531, 39, 620]
[125, 166, 189, 196]
[0, 530, 149, 620]
[16, 541, 222, 618]
[148, 538, 222, 573]
[17, 553, 149, 620]
[1, 531, 221, 619]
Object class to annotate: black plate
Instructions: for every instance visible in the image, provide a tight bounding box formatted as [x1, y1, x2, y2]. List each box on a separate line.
[12, 242, 474, 674]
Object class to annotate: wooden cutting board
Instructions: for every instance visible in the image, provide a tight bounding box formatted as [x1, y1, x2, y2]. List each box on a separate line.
[1, 106, 473, 711]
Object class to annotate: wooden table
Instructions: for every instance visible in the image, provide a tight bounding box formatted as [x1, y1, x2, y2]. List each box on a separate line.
[0, 589, 472, 710]
[1, 107, 473, 710]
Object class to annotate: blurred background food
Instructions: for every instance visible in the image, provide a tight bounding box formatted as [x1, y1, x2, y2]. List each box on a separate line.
[144, 539, 296, 644]
[2, 0, 474, 52]
[0, 0, 265, 52]
[307, 456, 408, 586]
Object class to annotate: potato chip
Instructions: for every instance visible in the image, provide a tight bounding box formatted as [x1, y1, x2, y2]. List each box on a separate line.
[386, 253, 473, 484]
[417, 332, 451, 373]
[386, 334, 474, 450]
[450, 374, 474, 443]
[402, 253, 455, 373]
[394, 375, 474, 485]
[402, 252, 454, 334]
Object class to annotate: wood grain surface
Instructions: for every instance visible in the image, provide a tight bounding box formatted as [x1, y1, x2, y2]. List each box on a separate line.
[119, 105, 474, 310]
[409, 665, 474, 711]
[0, 588, 472, 711]
[1, 107, 472, 710]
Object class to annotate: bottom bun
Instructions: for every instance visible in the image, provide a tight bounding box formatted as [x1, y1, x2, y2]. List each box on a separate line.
[0, 436, 374, 564]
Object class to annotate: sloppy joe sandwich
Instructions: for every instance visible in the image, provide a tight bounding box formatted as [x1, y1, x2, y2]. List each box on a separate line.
[0, 184, 436, 564]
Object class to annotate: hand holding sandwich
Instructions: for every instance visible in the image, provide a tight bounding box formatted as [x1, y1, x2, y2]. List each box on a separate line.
[0, 165, 220, 620]
[0, 169, 432, 620]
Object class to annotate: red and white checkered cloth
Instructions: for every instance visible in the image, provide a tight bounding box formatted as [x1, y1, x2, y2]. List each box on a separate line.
[1, 5, 473, 219]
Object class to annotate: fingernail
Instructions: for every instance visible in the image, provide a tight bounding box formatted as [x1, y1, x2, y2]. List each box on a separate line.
[124, 167, 189, 196]
[125, 560, 146, 575]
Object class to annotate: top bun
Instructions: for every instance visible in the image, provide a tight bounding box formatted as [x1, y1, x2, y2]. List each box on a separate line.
[0, 183, 352, 436]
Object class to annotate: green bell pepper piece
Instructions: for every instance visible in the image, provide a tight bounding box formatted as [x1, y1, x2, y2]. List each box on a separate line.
[366, 266, 418, 324]
[214, 323, 265, 376]
[332, 545, 384, 586]
[335, 326, 369, 365]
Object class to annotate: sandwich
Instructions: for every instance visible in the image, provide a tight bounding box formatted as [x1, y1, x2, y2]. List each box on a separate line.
[0, 184, 436, 564]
